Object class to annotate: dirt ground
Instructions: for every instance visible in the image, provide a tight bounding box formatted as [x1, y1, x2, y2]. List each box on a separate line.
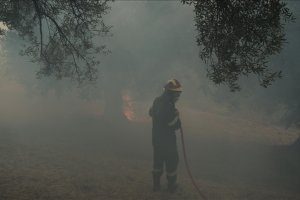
[1, 115, 300, 200]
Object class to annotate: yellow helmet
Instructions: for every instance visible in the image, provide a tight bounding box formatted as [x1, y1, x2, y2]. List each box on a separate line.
[164, 79, 183, 92]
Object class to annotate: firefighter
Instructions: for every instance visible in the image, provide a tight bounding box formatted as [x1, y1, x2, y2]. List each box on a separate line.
[149, 79, 182, 192]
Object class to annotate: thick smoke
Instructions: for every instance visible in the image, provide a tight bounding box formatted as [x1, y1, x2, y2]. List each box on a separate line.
[0, 1, 300, 199]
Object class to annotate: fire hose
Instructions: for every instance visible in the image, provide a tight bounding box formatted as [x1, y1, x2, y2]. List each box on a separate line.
[180, 126, 208, 200]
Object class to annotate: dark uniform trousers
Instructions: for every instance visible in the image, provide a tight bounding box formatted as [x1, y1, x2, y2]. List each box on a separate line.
[152, 136, 178, 178]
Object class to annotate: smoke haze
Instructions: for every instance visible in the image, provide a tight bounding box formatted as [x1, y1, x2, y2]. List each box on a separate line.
[1, 1, 300, 199]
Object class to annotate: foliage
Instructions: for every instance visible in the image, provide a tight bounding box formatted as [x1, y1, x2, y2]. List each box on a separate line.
[182, 0, 295, 91]
[0, 0, 112, 83]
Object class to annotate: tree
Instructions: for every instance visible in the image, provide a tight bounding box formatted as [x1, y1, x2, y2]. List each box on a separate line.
[182, 0, 295, 91]
[0, 0, 111, 83]
[182, 0, 300, 148]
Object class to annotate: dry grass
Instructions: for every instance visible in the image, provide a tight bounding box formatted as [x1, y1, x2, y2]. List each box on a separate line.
[182, 109, 299, 145]
[1, 110, 300, 200]
[1, 142, 299, 200]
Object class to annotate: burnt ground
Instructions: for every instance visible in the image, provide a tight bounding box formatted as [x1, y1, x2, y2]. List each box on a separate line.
[1, 119, 300, 200]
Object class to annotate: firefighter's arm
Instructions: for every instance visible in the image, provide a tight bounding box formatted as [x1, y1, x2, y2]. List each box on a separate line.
[167, 108, 181, 130]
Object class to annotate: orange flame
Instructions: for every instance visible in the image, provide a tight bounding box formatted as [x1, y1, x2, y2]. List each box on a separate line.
[122, 94, 135, 121]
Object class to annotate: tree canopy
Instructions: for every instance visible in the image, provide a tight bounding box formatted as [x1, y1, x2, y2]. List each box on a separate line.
[0, 0, 296, 91]
[0, 0, 111, 83]
[183, 0, 295, 91]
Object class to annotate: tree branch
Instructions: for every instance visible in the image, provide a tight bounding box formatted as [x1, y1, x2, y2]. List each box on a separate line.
[32, 0, 43, 56]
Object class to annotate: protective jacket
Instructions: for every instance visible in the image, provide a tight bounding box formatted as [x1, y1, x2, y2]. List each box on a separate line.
[149, 92, 181, 146]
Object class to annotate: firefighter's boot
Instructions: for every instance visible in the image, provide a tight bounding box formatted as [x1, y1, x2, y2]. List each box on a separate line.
[167, 175, 177, 193]
[152, 171, 162, 192]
